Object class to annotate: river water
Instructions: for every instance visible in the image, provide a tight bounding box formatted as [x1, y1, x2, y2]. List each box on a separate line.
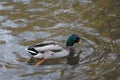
[0, 0, 120, 80]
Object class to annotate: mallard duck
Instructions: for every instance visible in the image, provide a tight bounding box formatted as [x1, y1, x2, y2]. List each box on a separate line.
[26, 34, 82, 66]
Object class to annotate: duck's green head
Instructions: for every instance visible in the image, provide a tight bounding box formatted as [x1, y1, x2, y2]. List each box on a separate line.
[66, 34, 82, 46]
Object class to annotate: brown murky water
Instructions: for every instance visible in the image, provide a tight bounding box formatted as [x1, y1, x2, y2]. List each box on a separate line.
[0, 0, 119, 80]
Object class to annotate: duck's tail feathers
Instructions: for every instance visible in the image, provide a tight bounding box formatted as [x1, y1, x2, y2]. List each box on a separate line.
[26, 47, 39, 55]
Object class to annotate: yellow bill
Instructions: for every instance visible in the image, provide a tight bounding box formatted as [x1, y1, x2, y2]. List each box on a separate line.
[78, 41, 82, 46]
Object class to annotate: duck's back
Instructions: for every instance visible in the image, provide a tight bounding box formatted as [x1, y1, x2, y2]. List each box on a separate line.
[29, 41, 64, 52]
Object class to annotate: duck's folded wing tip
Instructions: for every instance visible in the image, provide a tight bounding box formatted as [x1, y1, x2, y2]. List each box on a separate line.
[25, 47, 39, 55]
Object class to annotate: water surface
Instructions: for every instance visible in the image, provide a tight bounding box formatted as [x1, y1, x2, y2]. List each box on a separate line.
[0, 0, 119, 80]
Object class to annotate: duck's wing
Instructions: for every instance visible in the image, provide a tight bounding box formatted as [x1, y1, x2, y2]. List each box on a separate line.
[33, 41, 63, 51]
[34, 41, 57, 47]
[26, 41, 64, 55]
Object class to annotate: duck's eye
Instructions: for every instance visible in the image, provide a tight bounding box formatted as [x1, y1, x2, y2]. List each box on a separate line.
[74, 37, 79, 43]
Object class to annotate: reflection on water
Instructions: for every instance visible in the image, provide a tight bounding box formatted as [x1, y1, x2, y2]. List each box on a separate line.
[0, 0, 119, 80]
